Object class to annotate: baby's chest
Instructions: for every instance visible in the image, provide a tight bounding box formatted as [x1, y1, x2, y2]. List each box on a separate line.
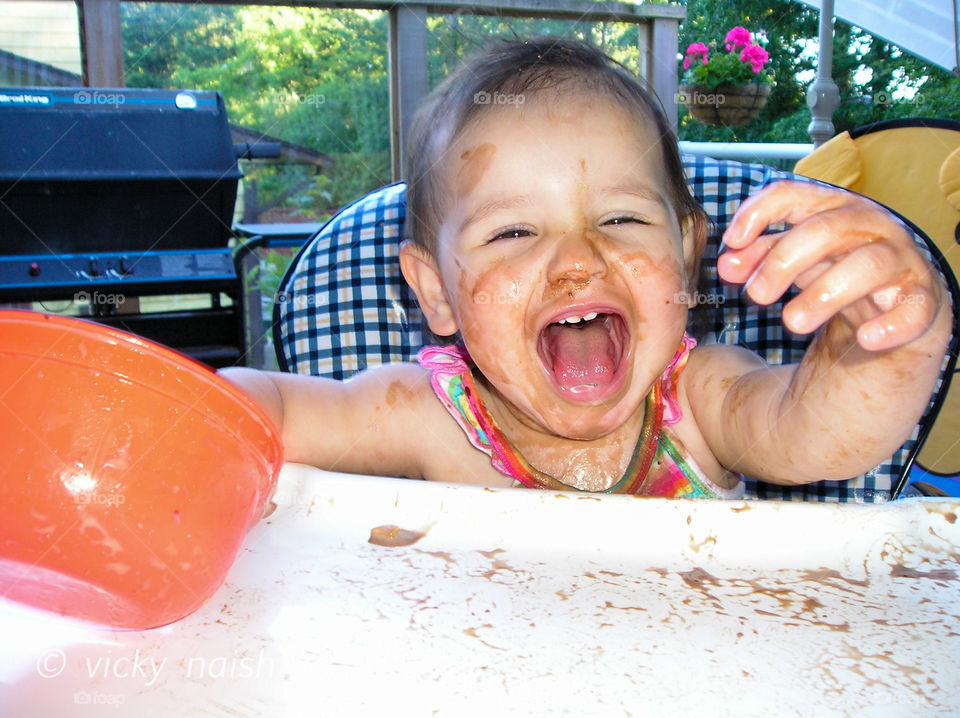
[423, 444, 514, 487]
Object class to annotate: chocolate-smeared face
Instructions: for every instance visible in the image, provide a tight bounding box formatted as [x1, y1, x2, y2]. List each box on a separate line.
[429, 91, 694, 441]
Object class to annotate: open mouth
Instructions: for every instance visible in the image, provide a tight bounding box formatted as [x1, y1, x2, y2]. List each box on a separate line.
[537, 309, 630, 401]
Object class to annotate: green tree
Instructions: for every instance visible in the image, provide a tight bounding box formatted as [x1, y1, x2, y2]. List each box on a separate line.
[122, 4, 392, 215]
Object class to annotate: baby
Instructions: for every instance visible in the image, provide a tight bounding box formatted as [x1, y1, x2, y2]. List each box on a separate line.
[222, 37, 952, 497]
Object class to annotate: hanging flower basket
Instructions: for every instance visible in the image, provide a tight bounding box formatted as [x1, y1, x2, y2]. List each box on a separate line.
[679, 83, 772, 126]
[679, 26, 773, 127]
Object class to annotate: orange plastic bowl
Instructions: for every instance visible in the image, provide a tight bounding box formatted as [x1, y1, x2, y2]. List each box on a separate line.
[0, 310, 283, 629]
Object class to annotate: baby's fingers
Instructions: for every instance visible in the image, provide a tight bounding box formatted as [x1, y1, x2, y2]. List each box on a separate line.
[857, 287, 940, 351]
[723, 181, 847, 250]
[779, 242, 899, 332]
[716, 231, 784, 284]
[784, 253, 938, 351]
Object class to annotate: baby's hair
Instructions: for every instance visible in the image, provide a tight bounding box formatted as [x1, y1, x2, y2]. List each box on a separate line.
[405, 35, 708, 257]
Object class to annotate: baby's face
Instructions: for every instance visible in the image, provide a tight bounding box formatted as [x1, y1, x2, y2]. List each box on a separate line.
[431, 92, 695, 440]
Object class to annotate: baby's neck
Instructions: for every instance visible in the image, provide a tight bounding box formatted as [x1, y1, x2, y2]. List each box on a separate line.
[475, 378, 647, 491]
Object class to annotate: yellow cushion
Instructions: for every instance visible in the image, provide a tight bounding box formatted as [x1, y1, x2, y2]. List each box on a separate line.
[941, 145, 960, 215]
[793, 131, 862, 187]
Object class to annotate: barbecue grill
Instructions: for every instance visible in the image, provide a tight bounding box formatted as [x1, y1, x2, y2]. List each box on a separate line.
[0, 87, 245, 367]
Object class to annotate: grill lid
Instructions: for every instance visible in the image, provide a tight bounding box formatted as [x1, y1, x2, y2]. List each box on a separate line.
[0, 88, 242, 254]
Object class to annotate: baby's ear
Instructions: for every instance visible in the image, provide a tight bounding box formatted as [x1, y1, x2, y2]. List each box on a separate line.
[399, 241, 459, 337]
[680, 211, 708, 292]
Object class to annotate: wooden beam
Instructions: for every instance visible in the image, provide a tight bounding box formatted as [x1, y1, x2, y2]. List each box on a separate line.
[76, 0, 124, 87]
[19, 0, 686, 24]
[388, 4, 428, 182]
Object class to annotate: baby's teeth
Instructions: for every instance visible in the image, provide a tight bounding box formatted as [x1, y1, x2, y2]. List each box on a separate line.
[558, 312, 599, 325]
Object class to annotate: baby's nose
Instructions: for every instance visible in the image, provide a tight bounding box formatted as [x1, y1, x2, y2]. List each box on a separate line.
[545, 230, 609, 287]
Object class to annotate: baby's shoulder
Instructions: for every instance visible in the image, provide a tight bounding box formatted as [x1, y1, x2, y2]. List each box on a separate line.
[679, 343, 768, 417]
[684, 342, 767, 383]
[356, 361, 505, 483]
[348, 361, 436, 408]
[353, 360, 471, 431]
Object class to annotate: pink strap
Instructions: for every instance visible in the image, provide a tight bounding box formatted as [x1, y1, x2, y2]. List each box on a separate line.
[661, 333, 696, 427]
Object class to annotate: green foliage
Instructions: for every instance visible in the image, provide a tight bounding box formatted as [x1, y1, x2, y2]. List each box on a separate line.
[425, 14, 643, 88]
[678, 0, 817, 141]
[678, 0, 959, 142]
[122, 3, 391, 217]
[827, 23, 960, 131]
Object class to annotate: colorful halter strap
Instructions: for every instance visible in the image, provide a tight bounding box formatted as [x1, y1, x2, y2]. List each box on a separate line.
[419, 336, 694, 494]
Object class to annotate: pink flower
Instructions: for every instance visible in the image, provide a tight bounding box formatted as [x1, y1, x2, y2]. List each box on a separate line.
[740, 43, 769, 73]
[724, 26, 752, 51]
[683, 42, 709, 70]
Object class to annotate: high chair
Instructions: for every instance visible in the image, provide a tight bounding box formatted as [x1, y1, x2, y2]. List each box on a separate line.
[272, 156, 959, 502]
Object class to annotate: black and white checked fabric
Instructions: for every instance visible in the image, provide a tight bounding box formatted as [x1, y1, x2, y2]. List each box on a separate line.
[274, 182, 421, 379]
[274, 158, 949, 503]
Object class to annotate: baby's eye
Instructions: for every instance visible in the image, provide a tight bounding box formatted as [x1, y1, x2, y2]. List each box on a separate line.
[489, 226, 533, 242]
[602, 215, 649, 227]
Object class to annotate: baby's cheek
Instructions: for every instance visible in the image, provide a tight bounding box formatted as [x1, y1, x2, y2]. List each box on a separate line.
[466, 263, 525, 311]
[617, 247, 685, 289]
[618, 247, 689, 339]
[458, 267, 532, 361]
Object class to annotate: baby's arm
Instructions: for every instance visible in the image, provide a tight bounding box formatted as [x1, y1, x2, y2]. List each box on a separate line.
[219, 363, 435, 478]
[686, 181, 953, 484]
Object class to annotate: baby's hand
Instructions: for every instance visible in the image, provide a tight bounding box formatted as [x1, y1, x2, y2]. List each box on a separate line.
[717, 180, 944, 352]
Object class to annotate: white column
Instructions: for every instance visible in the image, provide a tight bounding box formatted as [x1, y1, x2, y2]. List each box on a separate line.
[807, 0, 841, 147]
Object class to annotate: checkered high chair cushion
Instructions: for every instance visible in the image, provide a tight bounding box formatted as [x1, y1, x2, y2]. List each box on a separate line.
[274, 156, 951, 502]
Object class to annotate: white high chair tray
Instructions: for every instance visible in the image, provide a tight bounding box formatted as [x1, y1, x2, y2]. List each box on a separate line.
[2, 463, 959, 717]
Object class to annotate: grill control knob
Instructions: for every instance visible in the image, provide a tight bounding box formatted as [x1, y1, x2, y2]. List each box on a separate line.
[87, 258, 104, 277]
[28, 262, 41, 277]
[118, 256, 134, 275]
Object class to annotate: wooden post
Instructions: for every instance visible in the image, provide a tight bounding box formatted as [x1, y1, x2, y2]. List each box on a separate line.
[388, 4, 428, 182]
[637, 22, 651, 84]
[649, 17, 679, 131]
[77, 0, 125, 87]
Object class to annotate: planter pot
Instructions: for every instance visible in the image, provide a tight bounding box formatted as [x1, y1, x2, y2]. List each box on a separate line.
[679, 83, 772, 126]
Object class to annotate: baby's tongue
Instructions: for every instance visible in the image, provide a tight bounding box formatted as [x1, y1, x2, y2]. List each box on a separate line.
[546, 320, 617, 391]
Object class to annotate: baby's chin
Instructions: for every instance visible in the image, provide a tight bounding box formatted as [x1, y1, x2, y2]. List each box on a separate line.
[523, 396, 644, 442]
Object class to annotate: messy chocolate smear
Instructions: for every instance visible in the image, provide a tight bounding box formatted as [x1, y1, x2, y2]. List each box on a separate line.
[891, 564, 958, 581]
[456, 143, 496, 197]
[368, 525, 425, 547]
